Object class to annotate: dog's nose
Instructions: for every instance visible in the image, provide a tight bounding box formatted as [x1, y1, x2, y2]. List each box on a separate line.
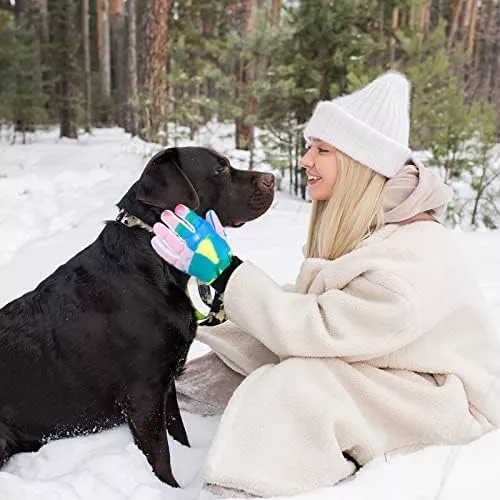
[259, 173, 275, 189]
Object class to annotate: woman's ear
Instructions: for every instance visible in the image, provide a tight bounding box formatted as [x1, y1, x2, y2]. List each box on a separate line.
[135, 149, 200, 210]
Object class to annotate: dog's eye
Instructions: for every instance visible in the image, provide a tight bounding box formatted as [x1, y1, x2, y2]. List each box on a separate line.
[216, 164, 229, 175]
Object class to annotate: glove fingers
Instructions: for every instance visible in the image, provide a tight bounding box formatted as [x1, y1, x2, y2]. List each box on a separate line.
[153, 222, 185, 255]
[174, 203, 191, 219]
[175, 204, 205, 231]
[151, 236, 181, 267]
[160, 209, 194, 239]
[206, 210, 226, 239]
[152, 204, 232, 284]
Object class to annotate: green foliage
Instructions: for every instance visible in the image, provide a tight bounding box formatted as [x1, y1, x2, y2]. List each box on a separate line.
[392, 21, 500, 227]
[168, 0, 235, 135]
[253, 0, 379, 196]
[1, 0, 498, 228]
[49, 0, 83, 138]
[461, 100, 500, 229]
[0, 10, 17, 122]
[280, 0, 379, 118]
[0, 8, 48, 136]
[426, 77, 474, 182]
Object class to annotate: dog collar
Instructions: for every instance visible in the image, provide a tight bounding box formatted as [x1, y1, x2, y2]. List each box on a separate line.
[188, 280, 227, 326]
[116, 210, 154, 233]
[115, 209, 224, 324]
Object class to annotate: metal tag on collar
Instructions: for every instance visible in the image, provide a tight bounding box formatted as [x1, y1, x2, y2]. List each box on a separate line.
[186, 278, 226, 326]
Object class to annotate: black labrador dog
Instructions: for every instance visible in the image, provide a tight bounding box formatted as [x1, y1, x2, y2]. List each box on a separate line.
[0, 147, 274, 487]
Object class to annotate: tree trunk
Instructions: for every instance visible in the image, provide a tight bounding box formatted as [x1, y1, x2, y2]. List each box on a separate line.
[462, 0, 473, 27]
[409, 2, 416, 28]
[399, 9, 406, 28]
[235, 0, 257, 152]
[471, 166, 487, 226]
[389, 7, 399, 64]
[52, 0, 79, 138]
[82, 0, 92, 133]
[473, 1, 484, 67]
[271, 0, 280, 26]
[97, 0, 103, 71]
[110, 0, 126, 126]
[420, 1, 430, 34]
[136, 0, 148, 90]
[98, 0, 111, 98]
[448, 0, 466, 48]
[39, 0, 49, 44]
[142, 0, 169, 144]
[14, 0, 28, 18]
[486, 0, 495, 34]
[125, 0, 139, 136]
[482, 0, 495, 99]
[429, 0, 444, 27]
[490, 2, 500, 118]
[466, 0, 478, 58]
[36, 0, 52, 108]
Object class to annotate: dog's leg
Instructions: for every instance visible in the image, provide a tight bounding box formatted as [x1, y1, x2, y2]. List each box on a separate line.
[165, 381, 190, 447]
[0, 420, 17, 468]
[0, 437, 11, 467]
[122, 389, 179, 487]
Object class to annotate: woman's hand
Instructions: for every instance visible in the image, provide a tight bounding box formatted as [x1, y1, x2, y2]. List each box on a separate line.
[151, 204, 232, 284]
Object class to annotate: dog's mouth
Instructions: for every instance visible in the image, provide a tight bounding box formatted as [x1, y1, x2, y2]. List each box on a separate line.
[248, 187, 274, 216]
[222, 188, 274, 228]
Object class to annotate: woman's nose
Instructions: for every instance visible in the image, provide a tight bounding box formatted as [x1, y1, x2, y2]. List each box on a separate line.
[300, 148, 314, 169]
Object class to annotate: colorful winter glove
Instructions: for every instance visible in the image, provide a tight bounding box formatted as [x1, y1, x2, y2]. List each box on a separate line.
[151, 204, 233, 285]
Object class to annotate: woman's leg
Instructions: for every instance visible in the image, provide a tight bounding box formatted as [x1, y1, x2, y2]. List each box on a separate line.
[177, 321, 279, 416]
[176, 351, 245, 416]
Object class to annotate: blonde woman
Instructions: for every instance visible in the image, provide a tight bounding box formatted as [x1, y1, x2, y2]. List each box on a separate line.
[151, 72, 500, 498]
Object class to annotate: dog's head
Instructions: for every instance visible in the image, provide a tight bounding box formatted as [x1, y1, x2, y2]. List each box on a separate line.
[118, 147, 275, 227]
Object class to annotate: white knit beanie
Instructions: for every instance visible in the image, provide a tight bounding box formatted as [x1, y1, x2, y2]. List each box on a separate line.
[303, 70, 412, 178]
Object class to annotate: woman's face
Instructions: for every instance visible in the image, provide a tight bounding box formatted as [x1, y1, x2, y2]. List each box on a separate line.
[300, 139, 338, 201]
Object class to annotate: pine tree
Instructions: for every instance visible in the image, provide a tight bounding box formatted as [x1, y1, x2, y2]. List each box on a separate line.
[9, 0, 48, 141]
[255, 0, 379, 196]
[0, 10, 19, 126]
[467, 100, 499, 229]
[51, 0, 80, 138]
[167, 0, 235, 143]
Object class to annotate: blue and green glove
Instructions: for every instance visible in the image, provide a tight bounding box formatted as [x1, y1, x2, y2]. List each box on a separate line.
[151, 204, 241, 292]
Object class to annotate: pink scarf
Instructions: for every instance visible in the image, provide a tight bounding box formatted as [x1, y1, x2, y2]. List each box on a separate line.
[382, 157, 453, 224]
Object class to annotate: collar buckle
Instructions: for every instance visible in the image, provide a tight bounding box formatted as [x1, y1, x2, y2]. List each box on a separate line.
[116, 210, 154, 233]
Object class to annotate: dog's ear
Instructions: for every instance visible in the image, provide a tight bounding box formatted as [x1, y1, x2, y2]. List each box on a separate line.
[135, 149, 200, 210]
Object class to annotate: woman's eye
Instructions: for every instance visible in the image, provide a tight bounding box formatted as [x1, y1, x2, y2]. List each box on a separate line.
[318, 148, 329, 153]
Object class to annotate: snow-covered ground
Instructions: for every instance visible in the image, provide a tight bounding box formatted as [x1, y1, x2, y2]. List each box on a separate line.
[0, 128, 499, 500]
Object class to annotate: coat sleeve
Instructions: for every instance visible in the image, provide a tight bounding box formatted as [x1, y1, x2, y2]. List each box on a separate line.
[222, 261, 422, 360]
[196, 319, 280, 376]
[196, 281, 295, 375]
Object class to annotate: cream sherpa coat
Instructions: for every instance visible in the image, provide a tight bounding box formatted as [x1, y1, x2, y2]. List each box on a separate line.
[197, 221, 500, 497]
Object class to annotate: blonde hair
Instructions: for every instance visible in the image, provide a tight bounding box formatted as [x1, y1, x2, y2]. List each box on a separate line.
[305, 150, 387, 260]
